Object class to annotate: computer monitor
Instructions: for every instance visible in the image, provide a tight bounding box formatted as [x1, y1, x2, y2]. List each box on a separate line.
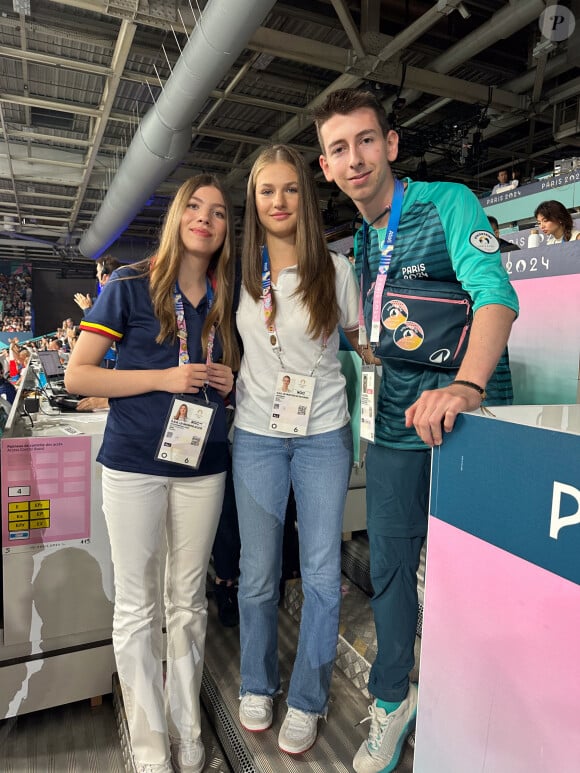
[37, 350, 65, 379]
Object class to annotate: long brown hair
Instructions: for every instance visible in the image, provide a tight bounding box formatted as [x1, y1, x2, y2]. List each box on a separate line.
[242, 145, 338, 340]
[130, 174, 239, 370]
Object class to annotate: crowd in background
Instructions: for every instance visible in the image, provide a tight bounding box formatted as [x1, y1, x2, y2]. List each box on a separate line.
[0, 268, 33, 332]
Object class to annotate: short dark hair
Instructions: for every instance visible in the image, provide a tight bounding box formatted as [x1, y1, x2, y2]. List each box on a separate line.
[96, 255, 121, 278]
[312, 89, 391, 152]
[487, 215, 499, 229]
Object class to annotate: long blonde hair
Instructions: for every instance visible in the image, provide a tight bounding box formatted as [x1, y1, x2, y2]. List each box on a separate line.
[242, 145, 338, 340]
[130, 174, 240, 370]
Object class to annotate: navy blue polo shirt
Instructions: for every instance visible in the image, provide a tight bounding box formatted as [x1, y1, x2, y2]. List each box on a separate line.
[80, 267, 228, 477]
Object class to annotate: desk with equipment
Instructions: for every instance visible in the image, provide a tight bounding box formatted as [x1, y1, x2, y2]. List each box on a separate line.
[0, 387, 113, 719]
[37, 350, 84, 410]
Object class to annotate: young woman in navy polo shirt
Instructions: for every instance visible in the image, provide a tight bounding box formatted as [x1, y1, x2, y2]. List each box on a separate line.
[66, 174, 240, 773]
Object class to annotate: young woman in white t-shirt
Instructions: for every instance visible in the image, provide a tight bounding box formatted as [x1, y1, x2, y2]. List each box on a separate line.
[535, 199, 580, 244]
[233, 144, 359, 754]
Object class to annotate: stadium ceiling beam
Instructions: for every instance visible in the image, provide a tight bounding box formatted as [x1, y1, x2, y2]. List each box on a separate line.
[0, 46, 307, 116]
[247, 28, 526, 111]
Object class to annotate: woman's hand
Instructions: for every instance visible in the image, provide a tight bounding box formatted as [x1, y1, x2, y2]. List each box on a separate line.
[76, 396, 109, 412]
[207, 362, 234, 399]
[161, 363, 209, 394]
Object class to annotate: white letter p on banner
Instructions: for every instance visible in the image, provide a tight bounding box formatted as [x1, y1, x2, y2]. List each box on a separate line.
[550, 481, 580, 539]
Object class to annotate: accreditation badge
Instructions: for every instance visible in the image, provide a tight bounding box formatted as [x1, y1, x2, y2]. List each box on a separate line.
[155, 395, 217, 469]
[269, 371, 315, 436]
[360, 364, 378, 443]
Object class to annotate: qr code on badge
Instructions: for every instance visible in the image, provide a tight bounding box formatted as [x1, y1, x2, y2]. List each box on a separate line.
[297, 405, 306, 416]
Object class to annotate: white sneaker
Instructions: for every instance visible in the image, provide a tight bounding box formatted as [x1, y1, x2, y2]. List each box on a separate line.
[239, 693, 273, 731]
[169, 738, 205, 773]
[278, 707, 318, 754]
[353, 683, 418, 773]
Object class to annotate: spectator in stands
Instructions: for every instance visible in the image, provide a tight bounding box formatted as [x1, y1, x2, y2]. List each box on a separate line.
[491, 168, 519, 196]
[76, 255, 121, 371]
[7, 337, 22, 379]
[74, 256, 122, 413]
[534, 200, 580, 244]
[59, 318, 76, 352]
[12, 348, 31, 386]
[47, 338, 62, 352]
[487, 216, 520, 253]
[74, 255, 121, 312]
[66, 325, 79, 351]
[0, 361, 17, 404]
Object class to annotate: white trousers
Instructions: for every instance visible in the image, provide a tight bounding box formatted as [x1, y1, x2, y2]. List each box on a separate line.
[102, 467, 226, 767]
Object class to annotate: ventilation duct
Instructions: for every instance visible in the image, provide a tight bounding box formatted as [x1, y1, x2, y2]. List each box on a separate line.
[80, 0, 277, 259]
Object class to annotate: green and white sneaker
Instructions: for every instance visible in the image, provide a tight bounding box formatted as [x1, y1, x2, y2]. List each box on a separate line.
[353, 683, 418, 773]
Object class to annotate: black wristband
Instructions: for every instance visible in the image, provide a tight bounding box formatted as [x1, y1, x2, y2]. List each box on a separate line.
[452, 380, 486, 400]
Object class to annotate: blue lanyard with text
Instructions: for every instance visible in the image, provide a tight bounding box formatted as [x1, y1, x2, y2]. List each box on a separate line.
[260, 245, 327, 375]
[359, 178, 404, 346]
[174, 278, 215, 366]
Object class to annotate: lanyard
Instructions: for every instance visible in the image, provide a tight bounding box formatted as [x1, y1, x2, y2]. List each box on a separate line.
[260, 245, 327, 376]
[174, 278, 215, 366]
[359, 178, 405, 345]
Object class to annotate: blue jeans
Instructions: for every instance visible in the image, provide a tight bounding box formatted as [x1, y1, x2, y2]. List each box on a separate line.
[365, 443, 430, 702]
[233, 424, 353, 715]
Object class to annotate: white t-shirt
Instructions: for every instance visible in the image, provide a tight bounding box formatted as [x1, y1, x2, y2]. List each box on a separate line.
[546, 228, 580, 244]
[491, 179, 519, 195]
[235, 252, 359, 437]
